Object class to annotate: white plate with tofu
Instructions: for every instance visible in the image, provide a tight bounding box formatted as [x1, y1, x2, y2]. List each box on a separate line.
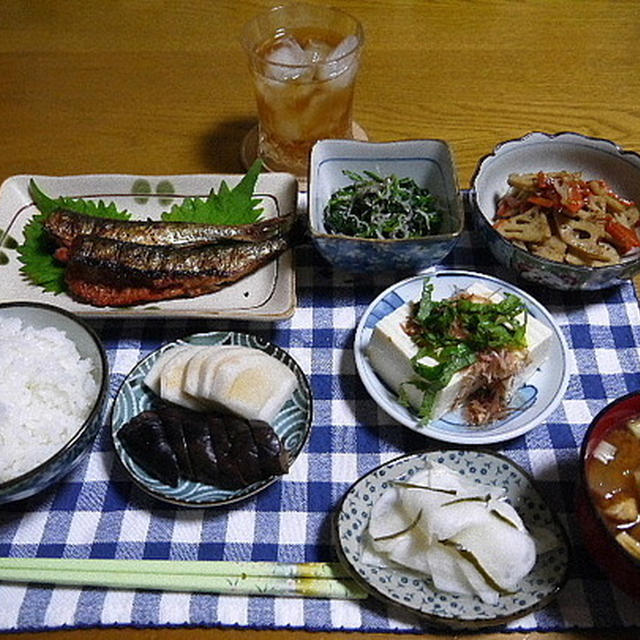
[354, 270, 569, 444]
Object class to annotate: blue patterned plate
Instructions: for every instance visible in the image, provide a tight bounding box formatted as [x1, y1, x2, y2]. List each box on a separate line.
[111, 331, 312, 507]
[335, 449, 570, 629]
[354, 270, 569, 444]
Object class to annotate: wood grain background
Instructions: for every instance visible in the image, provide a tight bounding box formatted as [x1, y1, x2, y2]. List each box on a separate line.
[1, 1, 639, 187]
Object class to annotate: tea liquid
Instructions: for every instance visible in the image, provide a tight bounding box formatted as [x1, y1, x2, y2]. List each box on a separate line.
[251, 27, 360, 175]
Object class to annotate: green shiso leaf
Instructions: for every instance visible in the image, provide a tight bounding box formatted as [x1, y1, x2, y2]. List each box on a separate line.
[17, 179, 131, 293]
[161, 160, 264, 224]
[415, 280, 435, 323]
[29, 179, 130, 219]
[18, 211, 66, 292]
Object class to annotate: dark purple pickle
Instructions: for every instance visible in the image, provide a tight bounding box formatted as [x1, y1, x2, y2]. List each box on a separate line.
[156, 405, 196, 481]
[182, 416, 220, 486]
[249, 419, 289, 477]
[117, 411, 180, 487]
[207, 414, 246, 489]
[225, 417, 262, 486]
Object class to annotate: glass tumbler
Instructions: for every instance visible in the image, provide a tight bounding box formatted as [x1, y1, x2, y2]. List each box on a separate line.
[242, 3, 364, 178]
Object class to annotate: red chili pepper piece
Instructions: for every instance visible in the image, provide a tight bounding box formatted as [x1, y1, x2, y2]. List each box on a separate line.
[606, 218, 640, 254]
[527, 195, 556, 208]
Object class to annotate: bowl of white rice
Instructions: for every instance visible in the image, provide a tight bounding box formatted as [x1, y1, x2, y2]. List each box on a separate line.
[0, 302, 108, 504]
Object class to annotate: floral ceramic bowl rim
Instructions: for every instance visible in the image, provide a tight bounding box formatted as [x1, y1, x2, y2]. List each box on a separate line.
[0, 301, 109, 504]
[334, 448, 571, 629]
[470, 131, 640, 290]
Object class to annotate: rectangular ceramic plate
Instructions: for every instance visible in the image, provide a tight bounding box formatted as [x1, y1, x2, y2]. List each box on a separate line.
[0, 173, 298, 320]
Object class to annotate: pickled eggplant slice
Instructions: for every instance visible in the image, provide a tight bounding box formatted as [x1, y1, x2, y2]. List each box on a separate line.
[117, 411, 180, 487]
[156, 405, 196, 481]
[183, 417, 220, 486]
[224, 416, 263, 487]
[117, 405, 289, 490]
[202, 413, 245, 489]
[250, 420, 289, 477]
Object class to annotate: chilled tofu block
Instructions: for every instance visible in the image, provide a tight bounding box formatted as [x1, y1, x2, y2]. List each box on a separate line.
[366, 283, 552, 422]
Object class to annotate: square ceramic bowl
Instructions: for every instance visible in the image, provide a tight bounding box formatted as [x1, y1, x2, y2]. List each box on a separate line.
[471, 131, 640, 290]
[308, 139, 464, 273]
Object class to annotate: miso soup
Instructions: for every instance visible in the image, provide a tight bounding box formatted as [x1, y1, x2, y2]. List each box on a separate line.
[586, 415, 640, 559]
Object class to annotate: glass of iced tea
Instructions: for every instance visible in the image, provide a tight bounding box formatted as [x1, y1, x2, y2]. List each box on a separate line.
[242, 3, 364, 177]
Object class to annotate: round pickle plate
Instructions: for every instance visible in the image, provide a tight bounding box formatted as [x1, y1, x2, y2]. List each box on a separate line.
[111, 331, 312, 507]
[335, 449, 570, 629]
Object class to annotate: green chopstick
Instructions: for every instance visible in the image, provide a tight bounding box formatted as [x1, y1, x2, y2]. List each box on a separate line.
[0, 558, 367, 599]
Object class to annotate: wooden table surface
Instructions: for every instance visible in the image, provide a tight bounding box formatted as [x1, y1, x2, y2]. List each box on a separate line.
[1, 0, 639, 638]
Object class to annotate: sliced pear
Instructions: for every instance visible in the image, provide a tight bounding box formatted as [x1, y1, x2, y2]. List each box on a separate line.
[360, 534, 393, 568]
[363, 460, 539, 602]
[419, 462, 505, 500]
[489, 498, 527, 531]
[386, 528, 432, 576]
[396, 463, 502, 542]
[455, 551, 501, 604]
[441, 538, 511, 595]
[368, 486, 412, 543]
[424, 542, 478, 598]
[392, 480, 456, 495]
[428, 499, 494, 541]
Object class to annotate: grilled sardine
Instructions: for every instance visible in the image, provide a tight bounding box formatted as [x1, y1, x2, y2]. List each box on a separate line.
[65, 234, 289, 307]
[44, 209, 293, 249]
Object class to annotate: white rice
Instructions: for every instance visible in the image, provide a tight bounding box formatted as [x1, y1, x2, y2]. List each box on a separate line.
[0, 317, 99, 483]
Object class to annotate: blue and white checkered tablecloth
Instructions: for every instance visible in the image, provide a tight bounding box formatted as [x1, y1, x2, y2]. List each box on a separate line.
[1, 231, 640, 633]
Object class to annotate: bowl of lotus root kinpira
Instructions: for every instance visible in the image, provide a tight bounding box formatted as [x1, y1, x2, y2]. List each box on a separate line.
[471, 131, 640, 290]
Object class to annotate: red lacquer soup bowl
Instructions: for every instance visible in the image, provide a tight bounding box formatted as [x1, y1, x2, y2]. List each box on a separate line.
[577, 391, 640, 600]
